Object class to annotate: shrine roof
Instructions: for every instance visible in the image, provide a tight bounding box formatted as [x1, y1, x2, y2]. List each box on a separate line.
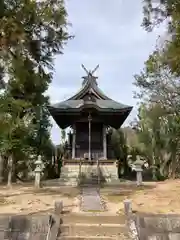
[48, 65, 133, 128]
[49, 68, 132, 112]
[50, 99, 131, 112]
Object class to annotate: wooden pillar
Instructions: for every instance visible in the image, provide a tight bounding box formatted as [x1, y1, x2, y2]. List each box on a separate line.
[72, 125, 76, 159]
[67, 132, 71, 146]
[103, 125, 107, 160]
[88, 113, 92, 161]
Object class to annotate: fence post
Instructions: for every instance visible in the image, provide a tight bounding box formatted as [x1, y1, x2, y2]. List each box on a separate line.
[47, 201, 63, 240]
[123, 199, 139, 240]
[54, 201, 63, 215]
[97, 159, 100, 186]
[124, 199, 132, 216]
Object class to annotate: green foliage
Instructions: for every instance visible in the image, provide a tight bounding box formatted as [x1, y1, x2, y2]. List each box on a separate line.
[134, 3, 180, 178]
[0, 0, 72, 183]
[110, 128, 127, 160]
[0, 0, 71, 65]
[134, 102, 180, 178]
[142, 0, 180, 76]
[142, 0, 179, 32]
[109, 128, 132, 177]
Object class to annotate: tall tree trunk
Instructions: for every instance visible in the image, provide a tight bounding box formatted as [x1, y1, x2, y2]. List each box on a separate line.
[168, 151, 178, 179]
[0, 155, 4, 183]
[160, 152, 171, 178]
[7, 154, 13, 187]
[152, 152, 157, 180]
[123, 157, 130, 176]
[171, 156, 179, 179]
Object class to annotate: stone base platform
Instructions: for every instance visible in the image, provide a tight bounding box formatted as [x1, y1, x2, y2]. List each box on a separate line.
[59, 159, 118, 186]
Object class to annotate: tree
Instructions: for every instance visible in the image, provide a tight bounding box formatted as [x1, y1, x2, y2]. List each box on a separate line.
[134, 52, 180, 114]
[0, 93, 35, 186]
[0, 0, 72, 182]
[109, 128, 130, 177]
[142, 0, 180, 76]
[134, 102, 180, 179]
[132, 0, 180, 179]
[0, 0, 71, 65]
[134, 52, 180, 178]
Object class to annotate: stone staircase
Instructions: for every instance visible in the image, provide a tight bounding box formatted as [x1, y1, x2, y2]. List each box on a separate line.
[58, 214, 129, 240]
[80, 165, 99, 186]
[0, 210, 130, 240]
[56, 160, 119, 186]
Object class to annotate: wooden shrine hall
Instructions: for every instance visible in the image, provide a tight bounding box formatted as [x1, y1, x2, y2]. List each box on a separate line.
[48, 65, 133, 161]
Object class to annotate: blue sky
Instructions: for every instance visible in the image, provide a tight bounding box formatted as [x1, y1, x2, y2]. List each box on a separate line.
[47, 0, 166, 145]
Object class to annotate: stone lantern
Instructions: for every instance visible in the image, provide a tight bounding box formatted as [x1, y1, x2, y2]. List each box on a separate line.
[151, 165, 158, 181]
[34, 155, 43, 188]
[134, 156, 144, 186]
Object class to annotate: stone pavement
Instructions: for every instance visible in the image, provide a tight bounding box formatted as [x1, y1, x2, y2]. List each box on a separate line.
[80, 187, 106, 212]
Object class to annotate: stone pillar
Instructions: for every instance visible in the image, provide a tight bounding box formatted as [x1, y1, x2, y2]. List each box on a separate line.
[151, 165, 158, 181]
[124, 199, 132, 216]
[88, 113, 92, 161]
[54, 201, 63, 215]
[103, 125, 107, 160]
[97, 159, 100, 185]
[67, 132, 71, 151]
[72, 125, 76, 159]
[78, 159, 82, 184]
[34, 155, 43, 188]
[134, 157, 143, 186]
[136, 170, 143, 186]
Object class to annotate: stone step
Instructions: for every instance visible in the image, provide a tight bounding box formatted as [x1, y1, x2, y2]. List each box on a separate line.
[58, 236, 117, 240]
[62, 214, 126, 224]
[59, 223, 128, 237]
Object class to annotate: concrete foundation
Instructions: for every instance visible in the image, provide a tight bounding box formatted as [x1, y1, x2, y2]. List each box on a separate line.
[59, 159, 118, 186]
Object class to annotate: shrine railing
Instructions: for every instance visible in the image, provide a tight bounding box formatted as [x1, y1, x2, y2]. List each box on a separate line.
[62, 158, 117, 165]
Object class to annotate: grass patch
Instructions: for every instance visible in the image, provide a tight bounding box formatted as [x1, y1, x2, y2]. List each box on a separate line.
[101, 184, 154, 203]
[0, 197, 14, 205]
[105, 194, 128, 203]
[102, 189, 134, 203]
[32, 187, 79, 198]
[62, 192, 78, 198]
[104, 189, 148, 203]
[84, 209, 106, 213]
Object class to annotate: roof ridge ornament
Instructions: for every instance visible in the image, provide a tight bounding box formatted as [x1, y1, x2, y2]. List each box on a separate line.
[81, 64, 99, 86]
[81, 64, 99, 77]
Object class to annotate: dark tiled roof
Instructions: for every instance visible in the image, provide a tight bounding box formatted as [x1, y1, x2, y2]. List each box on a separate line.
[52, 99, 131, 111]
[50, 74, 132, 112]
[48, 72, 133, 128]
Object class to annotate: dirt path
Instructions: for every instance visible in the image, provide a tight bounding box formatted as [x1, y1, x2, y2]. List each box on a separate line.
[0, 180, 180, 216]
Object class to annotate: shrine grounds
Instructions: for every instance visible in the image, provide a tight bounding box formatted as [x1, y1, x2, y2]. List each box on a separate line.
[0, 179, 179, 215]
